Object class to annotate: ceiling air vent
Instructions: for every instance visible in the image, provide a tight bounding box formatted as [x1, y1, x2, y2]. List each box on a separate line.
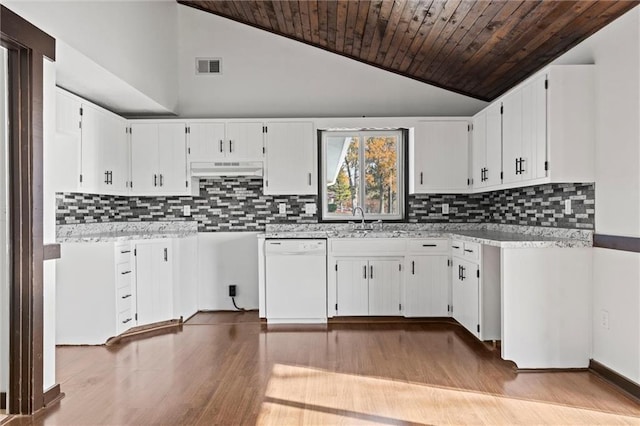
[196, 58, 222, 75]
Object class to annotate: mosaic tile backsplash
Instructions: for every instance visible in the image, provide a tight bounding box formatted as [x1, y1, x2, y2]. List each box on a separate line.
[56, 178, 595, 231]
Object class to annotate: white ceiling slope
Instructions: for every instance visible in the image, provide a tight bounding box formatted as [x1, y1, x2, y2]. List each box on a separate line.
[176, 5, 487, 118]
[2, 0, 179, 116]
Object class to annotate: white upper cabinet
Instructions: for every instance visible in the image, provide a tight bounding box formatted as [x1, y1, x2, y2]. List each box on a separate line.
[264, 121, 316, 195]
[472, 102, 502, 189]
[411, 120, 470, 194]
[502, 73, 547, 185]
[187, 121, 264, 163]
[130, 122, 196, 196]
[55, 89, 129, 195]
[499, 65, 594, 187]
[54, 90, 83, 191]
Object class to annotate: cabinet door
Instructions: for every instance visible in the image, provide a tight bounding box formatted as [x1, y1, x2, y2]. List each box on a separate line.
[452, 258, 479, 338]
[485, 102, 503, 188]
[78, 103, 102, 193]
[336, 259, 369, 316]
[55, 91, 82, 191]
[157, 123, 188, 194]
[521, 74, 547, 181]
[264, 122, 315, 195]
[368, 260, 402, 316]
[405, 256, 449, 317]
[471, 112, 486, 188]
[226, 122, 264, 160]
[135, 241, 173, 325]
[502, 90, 523, 184]
[131, 123, 159, 194]
[188, 122, 226, 162]
[100, 112, 129, 194]
[414, 121, 470, 193]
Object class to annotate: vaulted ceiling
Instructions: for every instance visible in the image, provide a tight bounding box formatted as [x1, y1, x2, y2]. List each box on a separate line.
[178, 0, 638, 101]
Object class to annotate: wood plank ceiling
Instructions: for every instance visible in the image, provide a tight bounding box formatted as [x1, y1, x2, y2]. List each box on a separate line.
[178, 0, 639, 101]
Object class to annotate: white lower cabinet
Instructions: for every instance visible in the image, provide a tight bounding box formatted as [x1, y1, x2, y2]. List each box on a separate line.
[451, 240, 501, 341]
[57, 237, 196, 344]
[134, 240, 173, 326]
[335, 258, 402, 316]
[57, 241, 135, 344]
[405, 255, 450, 317]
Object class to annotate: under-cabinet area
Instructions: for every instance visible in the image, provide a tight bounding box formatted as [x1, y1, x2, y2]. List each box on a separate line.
[258, 225, 593, 369]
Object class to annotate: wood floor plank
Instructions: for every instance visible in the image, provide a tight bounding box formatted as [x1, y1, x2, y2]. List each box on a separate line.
[7, 312, 640, 425]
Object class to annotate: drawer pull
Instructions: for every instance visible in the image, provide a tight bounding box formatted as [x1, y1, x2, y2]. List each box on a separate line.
[121, 271, 131, 275]
[464, 249, 474, 253]
[452, 245, 460, 249]
[120, 250, 131, 254]
[122, 318, 132, 324]
[121, 294, 132, 299]
[422, 244, 437, 247]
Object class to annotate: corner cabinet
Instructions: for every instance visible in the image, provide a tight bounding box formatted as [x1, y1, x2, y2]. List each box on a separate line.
[130, 122, 198, 196]
[264, 121, 316, 195]
[410, 120, 470, 194]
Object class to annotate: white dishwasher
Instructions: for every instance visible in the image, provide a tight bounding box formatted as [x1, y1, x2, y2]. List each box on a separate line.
[265, 239, 327, 324]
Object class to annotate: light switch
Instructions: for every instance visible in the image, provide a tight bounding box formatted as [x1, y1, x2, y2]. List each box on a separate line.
[183, 205, 191, 216]
[279, 203, 287, 214]
[564, 199, 572, 215]
[305, 203, 317, 215]
[442, 203, 449, 215]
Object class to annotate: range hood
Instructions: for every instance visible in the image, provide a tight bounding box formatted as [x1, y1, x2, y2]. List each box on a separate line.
[190, 161, 264, 177]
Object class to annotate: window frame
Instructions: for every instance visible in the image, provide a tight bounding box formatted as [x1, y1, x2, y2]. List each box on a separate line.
[318, 128, 408, 222]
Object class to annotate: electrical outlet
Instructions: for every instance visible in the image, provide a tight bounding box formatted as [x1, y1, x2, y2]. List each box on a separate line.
[279, 203, 287, 214]
[305, 203, 317, 215]
[564, 199, 572, 215]
[228, 285, 237, 298]
[183, 205, 191, 216]
[601, 310, 609, 329]
[442, 203, 449, 215]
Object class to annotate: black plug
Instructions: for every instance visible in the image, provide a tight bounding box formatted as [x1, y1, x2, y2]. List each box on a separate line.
[228, 285, 237, 297]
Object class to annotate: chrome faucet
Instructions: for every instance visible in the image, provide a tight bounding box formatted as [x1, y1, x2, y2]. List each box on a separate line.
[352, 206, 366, 228]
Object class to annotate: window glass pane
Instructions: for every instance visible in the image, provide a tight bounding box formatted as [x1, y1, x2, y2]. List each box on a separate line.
[325, 135, 359, 216]
[365, 135, 399, 215]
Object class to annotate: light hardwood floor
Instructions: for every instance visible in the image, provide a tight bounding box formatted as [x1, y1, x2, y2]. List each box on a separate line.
[7, 312, 640, 425]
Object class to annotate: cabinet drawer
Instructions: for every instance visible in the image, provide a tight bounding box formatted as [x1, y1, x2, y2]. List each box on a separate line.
[116, 262, 133, 288]
[116, 285, 133, 312]
[462, 242, 480, 261]
[407, 239, 449, 253]
[115, 244, 133, 264]
[330, 239, 406, 255]
[117, 309, 134, 333]
[451, 240, 464, 256]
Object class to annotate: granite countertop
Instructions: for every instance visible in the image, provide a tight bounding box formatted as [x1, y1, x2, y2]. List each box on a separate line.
[57, 221, 199, 243]
[261, 223, 593, 249]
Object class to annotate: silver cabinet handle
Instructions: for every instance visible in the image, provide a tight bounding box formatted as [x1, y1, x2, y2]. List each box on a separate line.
[121, 294, 132, 299]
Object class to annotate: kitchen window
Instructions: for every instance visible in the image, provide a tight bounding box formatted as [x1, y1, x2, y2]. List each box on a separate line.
[319, 129, 406, 221]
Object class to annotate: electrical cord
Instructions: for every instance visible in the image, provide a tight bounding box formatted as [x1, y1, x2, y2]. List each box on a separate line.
[231, 297, 246, 311]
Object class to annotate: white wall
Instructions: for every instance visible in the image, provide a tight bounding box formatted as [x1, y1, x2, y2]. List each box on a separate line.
[198, 233, 259, 311]
[553, 8, 640, 384]
[177, 5, 486, 118]
[42, 57, 56, 391]
[2, 0, 179, 113]
[0, 46, 8, 401]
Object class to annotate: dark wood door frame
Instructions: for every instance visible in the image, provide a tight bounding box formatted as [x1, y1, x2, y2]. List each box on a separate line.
[1, 5, 55, 415]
